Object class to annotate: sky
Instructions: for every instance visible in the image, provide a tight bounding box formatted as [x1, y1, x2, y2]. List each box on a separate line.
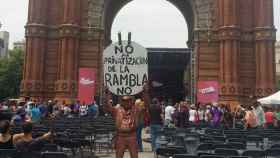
[0, 0, 279, 48]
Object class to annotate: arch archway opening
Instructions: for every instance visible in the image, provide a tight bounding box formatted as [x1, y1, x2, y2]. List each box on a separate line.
[105, 0, 194, 102]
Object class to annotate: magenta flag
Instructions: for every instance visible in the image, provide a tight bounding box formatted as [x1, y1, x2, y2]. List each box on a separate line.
[78, 68, 96, 104]
[197, 81, 219, 103]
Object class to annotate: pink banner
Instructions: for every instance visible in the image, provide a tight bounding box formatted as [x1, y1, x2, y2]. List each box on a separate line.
[78, 68, 96, 104]
[197, 81, 219, 103]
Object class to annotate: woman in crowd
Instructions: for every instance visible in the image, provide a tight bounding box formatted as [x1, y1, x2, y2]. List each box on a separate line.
[164, 102, 175, 127]
[175, 101, 189, 128]
[253, 102, 265, 128]
[149, 98, 163, 152]
[205, 105, 212, 126]
[0, 120, 14, 149]
[222, 105, 233, 129]
[210, 103, 222, 128]
[135, 99, 145, 152]
[264, 106, 274, 129]
[244, 106, 257, 129]
[189, 104, 198, 125]
[274, 107, 280, 128]
[197, 104, 206, 125]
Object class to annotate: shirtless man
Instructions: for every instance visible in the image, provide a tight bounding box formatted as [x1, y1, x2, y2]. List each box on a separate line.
[105, 84, 150, 158]
[13, 122, 51, 152]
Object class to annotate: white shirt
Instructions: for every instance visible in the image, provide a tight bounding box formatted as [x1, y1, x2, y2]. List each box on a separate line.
[198, 109, 205, 121]
[80, 105, 88, 116]
[63, 106, 71, 115]
[189, 109, 197, 122]
[165, 106, 175, 120]
[205, 109, 211, 121]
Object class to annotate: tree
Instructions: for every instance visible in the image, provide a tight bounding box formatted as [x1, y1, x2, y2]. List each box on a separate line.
[0, 49, 24, 101]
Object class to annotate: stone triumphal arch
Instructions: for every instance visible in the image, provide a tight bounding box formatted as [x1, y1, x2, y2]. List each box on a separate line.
[21, 0, 276, 104]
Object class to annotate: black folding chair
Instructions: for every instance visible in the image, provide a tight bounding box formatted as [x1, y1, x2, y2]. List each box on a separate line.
[265, 148, 280, 158]
[242, 150, 265, 158]
[156, 146, 187, 158]
[271, 144, 280, 149]
[200, 155, 225, 158]
[41, 152, 68, 158]
[226, 134, 246, 140]
[227, 142, 246, 150]
[174, 136, 186, 147]
[246, 135, 263, 148]
[196, 143, 214, 153]
[0, 149, 17, 158]
[173, 154, 198, 158]
[214, 148, 239, 157]
[198, 153, 217, 157]
[200, 136, 214, 143]
[227, 138, 247, 145]
[212, 136, 226, 143]
[213, 144, 231, 150]
[268, 135, 280, 146]
[41, 144, 58, 152]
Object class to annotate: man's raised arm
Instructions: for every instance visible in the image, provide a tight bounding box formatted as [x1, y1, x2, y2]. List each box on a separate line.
[104, 88, 114, 114]
[143, 82, 150, 110]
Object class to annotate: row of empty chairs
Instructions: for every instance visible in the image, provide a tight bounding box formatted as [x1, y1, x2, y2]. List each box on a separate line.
[155, 127, 280, 158]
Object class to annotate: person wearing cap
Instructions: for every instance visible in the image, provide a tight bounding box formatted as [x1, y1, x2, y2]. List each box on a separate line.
[105, 84, 150, 158]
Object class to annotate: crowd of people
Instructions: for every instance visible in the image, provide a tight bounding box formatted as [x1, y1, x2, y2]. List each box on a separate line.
[139, 98, 280, 130]
[0, 98, 100, 124]
[144, 99, 280, 153]
[0, 97, 101, 154]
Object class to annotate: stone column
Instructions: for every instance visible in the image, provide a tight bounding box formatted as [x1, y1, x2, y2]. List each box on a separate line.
[254, 0, 276, 97]
[55, 0, 81, 102]
[218, 0, 241, 101]
[21, 0, 48, 98]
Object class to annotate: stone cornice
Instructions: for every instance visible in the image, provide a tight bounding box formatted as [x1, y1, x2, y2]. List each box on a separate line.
[21, 80, 44, 93]
[58, 24, 80, 38]
[45, 26, 104, 40]
[254, 33, 276, 41]
[254, 26, 277, 31]
[218, 26, 241, 40]
[55, 80, 77, 93]
[25, 23, 48, 38]
[26, 23, 48, 28]
[193, 29, 219, 42]
[254, 27, 277, 41]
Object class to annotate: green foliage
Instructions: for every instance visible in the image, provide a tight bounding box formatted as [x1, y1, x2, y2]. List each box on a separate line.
[0, 49, 24, 101]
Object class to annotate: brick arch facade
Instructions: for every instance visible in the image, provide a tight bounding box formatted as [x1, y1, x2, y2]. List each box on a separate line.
[21, 0, 276, 105]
